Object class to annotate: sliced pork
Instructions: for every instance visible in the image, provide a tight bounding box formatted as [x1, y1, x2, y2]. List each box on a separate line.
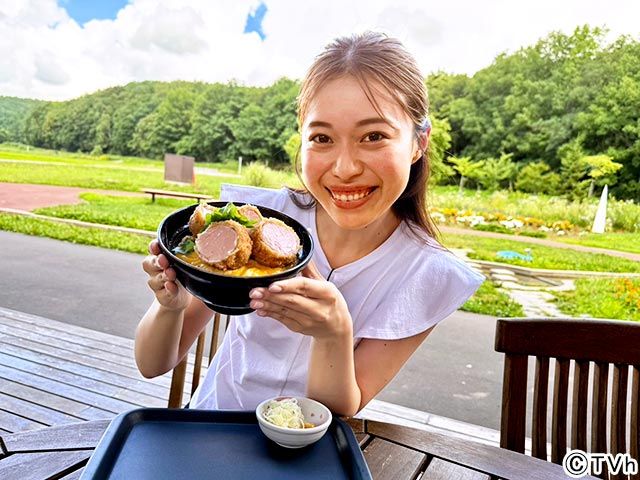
[251, 218, 301, 268]
[238, 204, 263, 225]
[195, 220, 252, 270]
[188, 203, 215, 235]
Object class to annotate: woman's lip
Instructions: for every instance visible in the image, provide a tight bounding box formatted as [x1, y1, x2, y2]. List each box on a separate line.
[326, 187, 376, 209]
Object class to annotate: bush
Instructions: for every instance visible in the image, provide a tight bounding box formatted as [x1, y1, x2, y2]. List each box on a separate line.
[242, 162, 286, 189]
[518, 230, 547, 238]
[473, 223, 513, 234]
[515, 162, 560, 195]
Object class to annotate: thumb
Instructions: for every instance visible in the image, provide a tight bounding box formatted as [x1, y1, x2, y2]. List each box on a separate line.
[301, 260, 323, 280]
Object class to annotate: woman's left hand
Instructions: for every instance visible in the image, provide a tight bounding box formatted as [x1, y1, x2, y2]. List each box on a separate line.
[248, 262, 352, 339]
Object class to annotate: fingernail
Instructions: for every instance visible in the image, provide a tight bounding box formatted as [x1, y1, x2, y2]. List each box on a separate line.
[269, 284, 282, 293]
[250, 301, 263, 309]
[249, 289, 263, 299]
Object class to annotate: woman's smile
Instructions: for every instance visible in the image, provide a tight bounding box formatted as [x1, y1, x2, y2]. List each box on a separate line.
[326, 186, 378, 209]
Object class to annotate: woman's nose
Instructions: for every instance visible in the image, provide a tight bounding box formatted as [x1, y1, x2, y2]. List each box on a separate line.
[332, 147, 363, 180]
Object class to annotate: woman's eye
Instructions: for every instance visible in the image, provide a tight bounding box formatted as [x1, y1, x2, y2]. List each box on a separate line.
[311, 134, 332, 144]
[363, 132, 386, 142]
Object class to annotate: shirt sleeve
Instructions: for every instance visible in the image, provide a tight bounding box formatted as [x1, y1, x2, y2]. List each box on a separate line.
[219, 183, 288, 212]
[354, 252, 485, 340]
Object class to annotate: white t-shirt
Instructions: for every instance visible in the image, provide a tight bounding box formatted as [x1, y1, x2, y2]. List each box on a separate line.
[190, 184, 484, 410]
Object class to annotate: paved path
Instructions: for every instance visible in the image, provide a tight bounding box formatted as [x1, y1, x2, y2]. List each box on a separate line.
[440, 225, 640, 261]
[0, 182, 146, 211]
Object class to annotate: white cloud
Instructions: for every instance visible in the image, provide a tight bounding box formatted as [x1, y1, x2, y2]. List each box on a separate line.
[0, 0, 638, 100]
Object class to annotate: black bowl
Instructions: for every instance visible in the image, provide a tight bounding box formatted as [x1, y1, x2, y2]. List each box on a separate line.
[157, 201, 314, 315]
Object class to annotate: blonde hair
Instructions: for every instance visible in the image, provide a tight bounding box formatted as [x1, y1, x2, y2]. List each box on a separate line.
[293, 31, 438, 240]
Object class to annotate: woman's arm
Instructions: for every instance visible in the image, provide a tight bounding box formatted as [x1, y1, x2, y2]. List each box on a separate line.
[134, 239, 213, 378]
[352, 328, 434, 410]
[249, 263, 434, 416]
[135, 296, 212, 378]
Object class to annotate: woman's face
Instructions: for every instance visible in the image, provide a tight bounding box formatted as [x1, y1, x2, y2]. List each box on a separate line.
[301, 75, 420, 231]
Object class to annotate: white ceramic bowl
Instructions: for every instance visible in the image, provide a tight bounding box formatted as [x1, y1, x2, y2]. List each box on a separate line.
[256, 396, 332, 449]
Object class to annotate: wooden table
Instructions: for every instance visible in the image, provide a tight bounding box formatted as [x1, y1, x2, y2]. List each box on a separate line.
[0, 417, 590, 480]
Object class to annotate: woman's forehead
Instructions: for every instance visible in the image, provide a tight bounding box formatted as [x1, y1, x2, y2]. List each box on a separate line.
[303, 75, 408, 128]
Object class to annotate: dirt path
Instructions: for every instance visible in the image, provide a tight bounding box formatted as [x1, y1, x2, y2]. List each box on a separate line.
[0, 182, 146, 210]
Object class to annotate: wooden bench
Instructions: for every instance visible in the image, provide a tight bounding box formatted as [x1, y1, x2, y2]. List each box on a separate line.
[141, 188, 214, 203]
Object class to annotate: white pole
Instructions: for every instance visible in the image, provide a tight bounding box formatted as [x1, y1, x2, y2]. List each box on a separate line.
[591, 184, 608, 234]
[238, 156, 243, 175]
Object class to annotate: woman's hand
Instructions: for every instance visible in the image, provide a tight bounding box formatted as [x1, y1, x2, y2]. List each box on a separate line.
[249, 262, 352, 339]
[141, 239, 190, 311]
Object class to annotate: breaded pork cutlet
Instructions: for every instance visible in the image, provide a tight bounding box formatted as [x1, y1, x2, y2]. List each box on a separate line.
[195, 220, 252, 270]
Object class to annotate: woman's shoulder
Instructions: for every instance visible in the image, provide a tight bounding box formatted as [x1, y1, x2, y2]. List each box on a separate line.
[220, 184, 285, 206]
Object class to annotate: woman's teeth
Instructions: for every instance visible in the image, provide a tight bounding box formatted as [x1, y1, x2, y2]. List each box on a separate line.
[332, 190, 372, 202]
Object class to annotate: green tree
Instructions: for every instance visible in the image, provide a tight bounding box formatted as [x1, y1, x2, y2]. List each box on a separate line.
[428, 117, 454, 184]
[476, 153, 517, 191]
[448, 156, 485, 193]
[515, 161, 560, 194]
[583, 154, 623, 196]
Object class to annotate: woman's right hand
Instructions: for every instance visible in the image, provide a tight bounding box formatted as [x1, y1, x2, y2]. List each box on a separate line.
[142, 239, 190, 311]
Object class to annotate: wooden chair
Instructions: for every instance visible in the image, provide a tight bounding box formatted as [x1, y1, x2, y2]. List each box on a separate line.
[167, 312, 230, 408]
[495, 317, 639, 475]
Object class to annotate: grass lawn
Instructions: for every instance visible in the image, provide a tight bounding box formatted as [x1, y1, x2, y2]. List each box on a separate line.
[442, 233, 640, 273]
[551, 277, 640, 321]
[0, 161, 231, 195]
[553, 232, 640, 254]
[34, 193, 193, 231]
[0, 213, 150, 254]
[461, 280, 524, 317]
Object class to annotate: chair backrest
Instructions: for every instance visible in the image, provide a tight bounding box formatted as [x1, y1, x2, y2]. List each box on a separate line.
[167, 312, 230, 408]
[495, 317, 640, 468]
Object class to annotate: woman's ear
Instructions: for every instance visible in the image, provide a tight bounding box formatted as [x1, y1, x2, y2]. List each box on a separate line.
[412, 130, 430, 164]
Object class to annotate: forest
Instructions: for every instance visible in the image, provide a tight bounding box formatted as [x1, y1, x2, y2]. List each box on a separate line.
[1, 26, 638, 200]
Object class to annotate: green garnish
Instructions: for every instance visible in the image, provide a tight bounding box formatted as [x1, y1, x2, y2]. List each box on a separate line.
[173, 236, 195, 254]
[204, 202, 256, 228]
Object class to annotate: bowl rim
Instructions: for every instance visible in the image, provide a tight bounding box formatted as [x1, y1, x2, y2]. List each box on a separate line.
[157, 201, 314, 282]
[256, 396, 332, 435]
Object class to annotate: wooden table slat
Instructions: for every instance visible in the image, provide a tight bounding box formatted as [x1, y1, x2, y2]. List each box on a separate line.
[0, 409, 47, 434]
[0, 352, 165, 408]
[0, 393, 83, 426]
[0, 363, 139, 414]
[60, 466, 85, 479]
[0, 333, 174, 389]
[0, 450, 91, 480]
[2, 420, 110, 453]
[1, 342, 171, 400]
[367, 420, 598, 480]
[363, 437, 426, 480]
[422, 457, 491, 480]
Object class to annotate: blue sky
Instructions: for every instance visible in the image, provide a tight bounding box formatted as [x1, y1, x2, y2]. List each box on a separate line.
[59, 0, 130, 24]
[3, 0, 640, 100]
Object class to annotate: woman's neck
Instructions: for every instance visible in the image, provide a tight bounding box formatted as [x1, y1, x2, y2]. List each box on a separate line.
[315, 206, 401, 270]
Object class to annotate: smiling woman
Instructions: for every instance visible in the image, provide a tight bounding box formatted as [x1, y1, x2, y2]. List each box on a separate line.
[135, 32, 484, 418]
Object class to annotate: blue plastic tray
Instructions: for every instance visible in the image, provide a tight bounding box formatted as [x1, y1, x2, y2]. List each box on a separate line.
[82, 408, 372, 479]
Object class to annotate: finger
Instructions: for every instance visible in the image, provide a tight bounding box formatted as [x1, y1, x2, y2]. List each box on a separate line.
[149, 239, 160, 255]
[253, 291, 317, 317]
[142, 255, 162, 275]
[268, 276, 328, 298]
[147, 273, 164, 292]
[164, 267, 177, 282]
[301, 261, 323, 280]
[164, 280, 179, 296]
[255, 309, 305, 334]
[156, 254, 170, 270]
